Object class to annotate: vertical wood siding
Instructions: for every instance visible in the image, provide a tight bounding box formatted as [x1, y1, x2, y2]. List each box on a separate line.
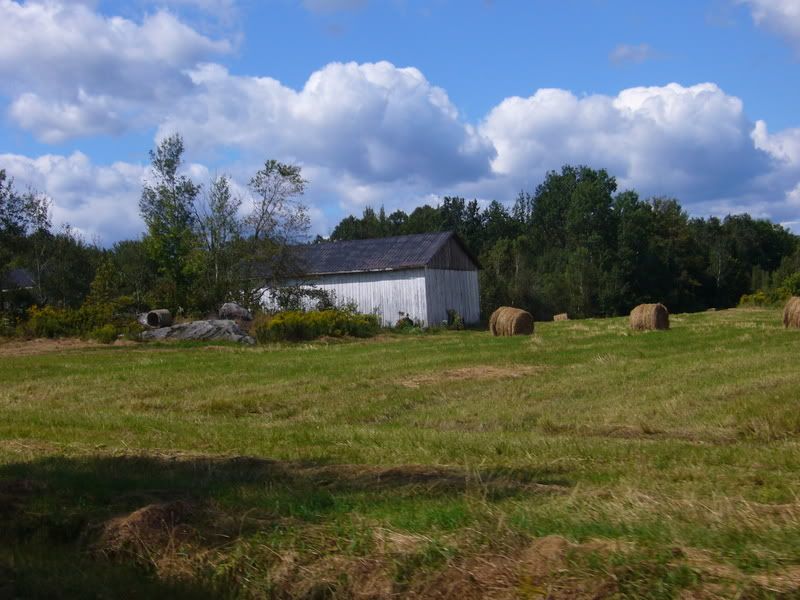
[262, 269, 428, 326]
[424, 268, 481, 325]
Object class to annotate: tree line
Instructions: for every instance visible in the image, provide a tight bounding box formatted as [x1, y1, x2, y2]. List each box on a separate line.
[3, 140, 799, 325]
[329, 166, 800, 319]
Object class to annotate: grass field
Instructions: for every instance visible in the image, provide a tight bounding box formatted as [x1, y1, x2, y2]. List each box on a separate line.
[1, 308, 800, 599]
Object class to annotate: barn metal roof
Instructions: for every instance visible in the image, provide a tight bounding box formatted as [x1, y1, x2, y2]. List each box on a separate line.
[299, 231, 477, 275]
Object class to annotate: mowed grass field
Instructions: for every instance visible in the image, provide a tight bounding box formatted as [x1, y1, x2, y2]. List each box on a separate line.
[1, 308, 800, 599]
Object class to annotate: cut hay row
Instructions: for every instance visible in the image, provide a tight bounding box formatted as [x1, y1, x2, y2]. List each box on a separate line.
[629, 303, 670, 331]
[489, 306, 534, 336]
[784, 296, 800, 329]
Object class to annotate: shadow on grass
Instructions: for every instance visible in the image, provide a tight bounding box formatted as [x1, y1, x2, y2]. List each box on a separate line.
[0, 454, 571, 598]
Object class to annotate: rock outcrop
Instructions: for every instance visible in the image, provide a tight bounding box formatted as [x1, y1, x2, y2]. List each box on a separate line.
[140, 320, 255, 345]
[219, 302, 253, 321]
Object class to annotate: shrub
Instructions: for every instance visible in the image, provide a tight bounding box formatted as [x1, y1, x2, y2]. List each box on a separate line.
[269, 285, 337, 312]
[780, 272, 800, 298]
[254, 309, 380, 343]
[121, 321, 146, 341]
[395, 316, 415, 330]
[0, 313, 15, 337]
[446, 309, 464, 330]
[394, 316, 425, 335]
[25, 301, 135, 339]
[738, 290, 781, 307]
[26, 306, 83, 338]
[250, 311, 271, 333]
[88, 324, 119, 344]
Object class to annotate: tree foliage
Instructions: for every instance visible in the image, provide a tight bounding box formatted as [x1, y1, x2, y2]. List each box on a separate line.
[193, 175, 242, 310]
[139, 134, 200, 310]
[328, 165, 799, 319]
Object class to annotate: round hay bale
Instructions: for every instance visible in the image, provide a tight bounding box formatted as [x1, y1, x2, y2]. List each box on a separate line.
[553, 313, 569, 322]
[488, 307, 504, 336]
[783, 296, 800, 329]
[489, 306, 534, 336]
[629, 303, 669, 331]
[146, 309, 173, 328]
[489, 306, 514, 336]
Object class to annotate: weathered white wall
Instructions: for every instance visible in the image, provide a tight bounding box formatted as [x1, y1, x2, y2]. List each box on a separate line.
[262, 269, 428, 327]
[262, 267, 480, 327]
[424, 268, 481, 325]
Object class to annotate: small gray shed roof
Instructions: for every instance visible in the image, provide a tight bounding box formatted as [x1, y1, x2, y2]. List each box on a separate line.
[300, 231, 478, 276]
[1, 268, 35, 291]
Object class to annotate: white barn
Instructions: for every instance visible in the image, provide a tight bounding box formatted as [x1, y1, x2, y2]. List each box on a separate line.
[263, 232, 481, 327]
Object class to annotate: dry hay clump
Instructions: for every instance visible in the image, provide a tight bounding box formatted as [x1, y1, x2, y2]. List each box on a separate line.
[553, 313, 569, 321]
[96, 501, 195, 559]
[489, 307, 534, 336]
[629, 303, 669, 331]
[784, 296, 800, 329]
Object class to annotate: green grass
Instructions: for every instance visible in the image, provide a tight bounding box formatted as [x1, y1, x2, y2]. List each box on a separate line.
[1, 308, 800, 598]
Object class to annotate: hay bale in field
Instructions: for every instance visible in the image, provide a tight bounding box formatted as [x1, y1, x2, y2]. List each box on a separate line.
[489, 306, 534, 336]
[629, 303, 669, 331]
[488, 307, 503, 335]
[489, 306, 515, 335]
[553, 313, 569, 322]
[783, 296, 800, 329]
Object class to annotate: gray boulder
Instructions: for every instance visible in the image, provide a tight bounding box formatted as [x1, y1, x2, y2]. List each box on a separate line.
[219, 302, 253, 321]
[140, 319, 255, 345]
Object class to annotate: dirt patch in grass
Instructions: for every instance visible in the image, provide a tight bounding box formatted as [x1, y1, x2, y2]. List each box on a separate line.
[0, 337, 135, 357]
[400, 365, 544, 389]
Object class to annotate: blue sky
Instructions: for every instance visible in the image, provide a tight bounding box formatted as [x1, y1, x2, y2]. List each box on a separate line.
[1, 0, 799, 243]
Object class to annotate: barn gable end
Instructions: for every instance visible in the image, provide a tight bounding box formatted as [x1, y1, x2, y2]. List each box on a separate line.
[426, 236, 479, 271]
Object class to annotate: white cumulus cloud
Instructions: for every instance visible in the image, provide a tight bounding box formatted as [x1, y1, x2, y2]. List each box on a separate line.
[741, 0, 800, 53]
[0, 0, 231, 141]
[158, 61, 495, 187]
[481, 82, 774, 203]
[0, 152, 146, 243]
